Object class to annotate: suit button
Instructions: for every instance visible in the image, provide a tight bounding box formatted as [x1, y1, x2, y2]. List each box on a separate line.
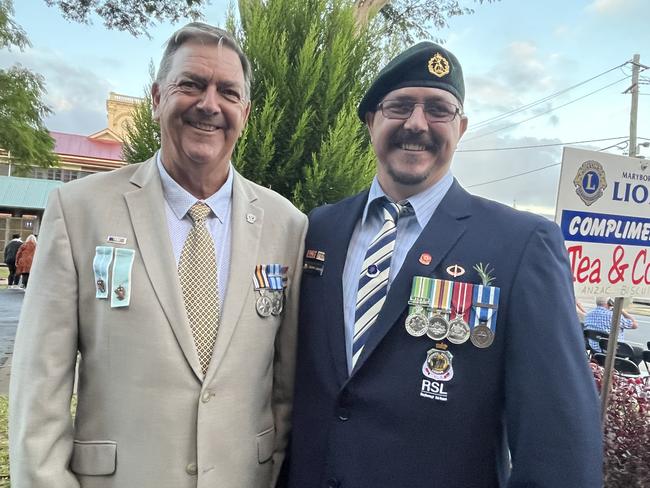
[201, 390, 214, 403]
[337, 408, 349, 421]
[327, 478, 341, 488]
[186, 462, 198, 475]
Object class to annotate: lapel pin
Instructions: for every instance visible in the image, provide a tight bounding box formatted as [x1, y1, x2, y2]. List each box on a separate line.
[246, 213, 256, 224]
[419, 252, 432, 266]
[306, 250, 326, 262]
[107, 235, 127, 245]
[446, 264, 465, 278]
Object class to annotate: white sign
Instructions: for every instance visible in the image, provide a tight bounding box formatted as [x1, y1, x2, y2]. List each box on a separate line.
[555, 147, 650, 298]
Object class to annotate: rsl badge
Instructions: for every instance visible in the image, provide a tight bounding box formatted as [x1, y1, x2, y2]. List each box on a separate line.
[422, 345, 454, 382]
[428, 52, 450, 78]
[573, 160, 607, 206]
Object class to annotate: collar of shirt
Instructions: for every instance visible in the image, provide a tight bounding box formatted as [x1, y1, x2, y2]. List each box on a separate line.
[360, 171, 454, 229]
[156, 151, 233, 221]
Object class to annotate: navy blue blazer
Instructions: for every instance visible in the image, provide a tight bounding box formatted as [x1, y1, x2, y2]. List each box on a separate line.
[287, 180, 602, 488]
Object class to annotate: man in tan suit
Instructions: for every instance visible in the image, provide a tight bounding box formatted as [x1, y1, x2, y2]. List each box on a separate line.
[9, 23, 307, 488]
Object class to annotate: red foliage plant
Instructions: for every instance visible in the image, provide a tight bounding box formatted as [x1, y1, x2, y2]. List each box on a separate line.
[591, 362, 650, 487]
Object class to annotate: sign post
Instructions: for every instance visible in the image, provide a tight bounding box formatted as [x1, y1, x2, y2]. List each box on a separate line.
[555, 147, 650, 419]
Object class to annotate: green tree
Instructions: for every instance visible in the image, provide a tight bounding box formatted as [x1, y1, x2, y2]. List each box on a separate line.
[44, 0, 498, 45]
[0, 0, 57, 175]
[231, 0, 380, 210]
[122, 63, 160, 164]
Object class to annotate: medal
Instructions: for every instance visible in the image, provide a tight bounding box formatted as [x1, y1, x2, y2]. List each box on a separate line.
[426, 313, 450, 340]
[252, 264, 287, 318]
[448, 281, 473, 344]
[470, 323, 494, 348]
[426, 279, 452, 340]
[96, 279, 106, 294]
[447, 316, 471, 344]
[256, 292, 273, 317]
[270, 290, 283, 316]
[405, 311, 428, 337]
[469, 284, 500, 349]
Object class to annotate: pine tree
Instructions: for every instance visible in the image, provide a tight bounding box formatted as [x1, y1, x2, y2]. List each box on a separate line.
[122, 63, 160, 164]
[231, 0, 382, 211]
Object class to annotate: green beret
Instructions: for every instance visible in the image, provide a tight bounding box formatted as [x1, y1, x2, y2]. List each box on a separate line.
[358, 41, 465, 121]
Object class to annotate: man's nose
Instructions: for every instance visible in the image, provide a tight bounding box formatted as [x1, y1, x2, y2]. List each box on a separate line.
[403, 104, 428, 132]
[196, 86, 222, 114]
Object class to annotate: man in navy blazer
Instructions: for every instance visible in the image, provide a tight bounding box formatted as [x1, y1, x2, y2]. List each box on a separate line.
[286, 42, 602, 487]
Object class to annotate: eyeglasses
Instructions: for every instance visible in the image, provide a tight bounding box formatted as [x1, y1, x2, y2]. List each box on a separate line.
[377, 99, 462, 123]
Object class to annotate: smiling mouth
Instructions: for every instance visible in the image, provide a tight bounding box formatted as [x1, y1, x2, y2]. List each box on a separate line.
[399, 143, 428, 151]
[188, 121, 219, 132]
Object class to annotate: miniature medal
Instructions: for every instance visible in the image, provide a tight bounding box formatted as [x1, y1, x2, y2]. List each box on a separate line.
[270, 290, 284, 316]
[256, 291, 273, 317]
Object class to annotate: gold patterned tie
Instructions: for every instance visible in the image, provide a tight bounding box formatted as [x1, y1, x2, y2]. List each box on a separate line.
[179, 202, 220, 375]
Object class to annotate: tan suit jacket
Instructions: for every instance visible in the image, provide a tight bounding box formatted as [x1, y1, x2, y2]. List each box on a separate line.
[9, 158, 307, 488]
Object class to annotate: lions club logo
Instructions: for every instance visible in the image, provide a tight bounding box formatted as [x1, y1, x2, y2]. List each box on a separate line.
[573, 160, 607, 206]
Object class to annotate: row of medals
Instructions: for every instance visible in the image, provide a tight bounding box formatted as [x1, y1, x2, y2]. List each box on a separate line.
[404, 302, 494, 348]
[255, 289, 284, 318]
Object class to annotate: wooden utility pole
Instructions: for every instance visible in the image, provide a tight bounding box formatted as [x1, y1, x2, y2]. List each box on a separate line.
[628, 54, 640, 157]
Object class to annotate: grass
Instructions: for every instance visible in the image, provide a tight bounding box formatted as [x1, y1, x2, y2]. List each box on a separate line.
[0, 395, 8, 487]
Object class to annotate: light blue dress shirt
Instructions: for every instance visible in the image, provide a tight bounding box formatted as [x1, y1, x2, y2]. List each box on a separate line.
[156, 153, 232, 309]
[342, 172, 454, 372]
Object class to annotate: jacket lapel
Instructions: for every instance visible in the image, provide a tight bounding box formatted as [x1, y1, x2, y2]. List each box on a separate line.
[322, 192, 369, 386]
[124, 158, 203, 381]
[204, 171, 263, 380]
[350, 181, 473, 376]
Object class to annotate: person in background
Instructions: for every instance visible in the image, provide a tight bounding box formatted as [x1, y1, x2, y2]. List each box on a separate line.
[15, 235, 36, 289]
[4, 233, 23, 288]
[584, 297, 641, 362]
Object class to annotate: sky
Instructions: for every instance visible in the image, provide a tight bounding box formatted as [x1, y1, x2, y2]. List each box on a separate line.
[2, 0, 648, 217]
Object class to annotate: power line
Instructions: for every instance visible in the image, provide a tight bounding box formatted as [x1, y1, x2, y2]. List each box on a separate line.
[457, 136, 629, 153]
[469, 62, 628, 130]
[463, 75, 631, 143]
[465, 163, 560, 188]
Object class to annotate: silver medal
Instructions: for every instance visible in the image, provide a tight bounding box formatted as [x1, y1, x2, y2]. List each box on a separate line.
[405, 312, 428, 337]
[426, 313, 450, 341]
[256, 293, 273, 317]
[447, 317, 471, 344]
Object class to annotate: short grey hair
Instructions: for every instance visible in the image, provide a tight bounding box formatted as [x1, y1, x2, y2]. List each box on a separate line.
[595, 297, 608, 307]
[156, 22, 252, 100]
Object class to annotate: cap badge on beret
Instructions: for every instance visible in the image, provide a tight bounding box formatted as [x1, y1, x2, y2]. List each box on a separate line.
[428, 52, 450, 78]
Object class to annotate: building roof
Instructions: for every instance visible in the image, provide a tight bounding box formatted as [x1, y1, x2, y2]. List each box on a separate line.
[51, 131, 123, 161]
[0, 176, 64, 210]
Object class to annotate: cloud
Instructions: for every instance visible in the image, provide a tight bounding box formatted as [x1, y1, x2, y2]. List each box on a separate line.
[0, 47, 113, 135]
[586, 0, 637, 14]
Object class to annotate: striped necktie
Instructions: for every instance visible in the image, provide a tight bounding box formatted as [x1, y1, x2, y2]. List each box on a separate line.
[178, 202, 220, 376]
[352, 198, 409, 367]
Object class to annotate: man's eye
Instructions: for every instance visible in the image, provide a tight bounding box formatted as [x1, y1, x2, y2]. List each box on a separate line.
[178, 80, 201, 91]
[386, 103, 412, 114]
[425, 104, 454, 116]
[220, 89, 242, 103]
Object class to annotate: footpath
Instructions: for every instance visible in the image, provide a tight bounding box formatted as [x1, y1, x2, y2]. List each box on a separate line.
[0, 287, 24, 395]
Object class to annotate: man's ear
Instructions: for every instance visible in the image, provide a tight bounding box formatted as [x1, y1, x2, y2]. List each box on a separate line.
[151, 82, 161, 122]
[365, 111, 375, 139]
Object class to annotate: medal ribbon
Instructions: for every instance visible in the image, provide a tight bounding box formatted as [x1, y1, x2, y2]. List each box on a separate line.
[430, 279, 453, 313]
[451, 281, 474, 323]
[408, 275, 432, 315]
[469, 285, 500, 330]
[253, 264, 270, 290]
[266, 264, 283, 291]
[93, 246, 114, 299]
